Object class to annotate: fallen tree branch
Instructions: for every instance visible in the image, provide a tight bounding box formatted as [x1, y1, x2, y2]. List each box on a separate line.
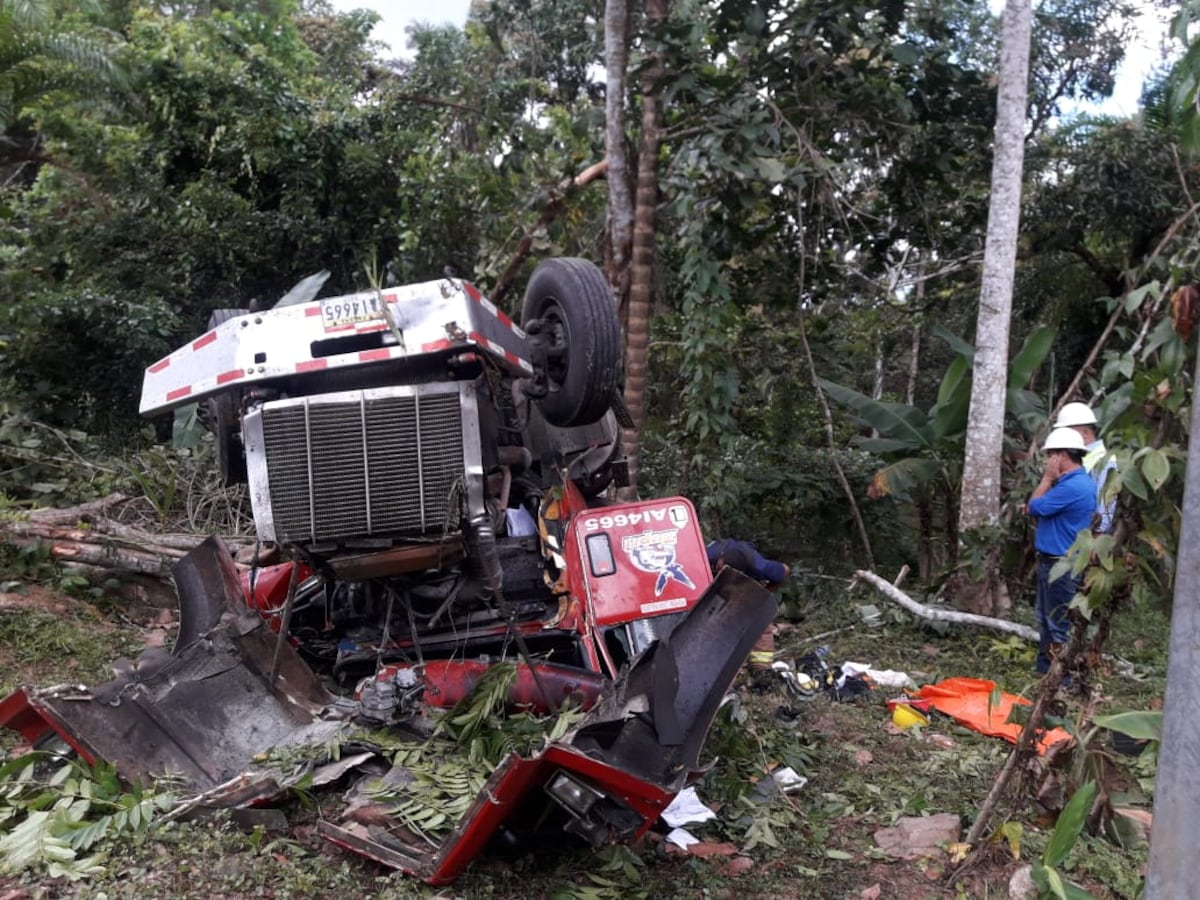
[488, 160, 609, 306]
[2, 518, 252, 581]
[26, 492, 132, 526]
[853, 569, 1038, 641]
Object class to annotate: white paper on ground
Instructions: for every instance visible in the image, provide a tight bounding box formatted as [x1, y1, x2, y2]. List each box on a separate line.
[840, 660, 916, 689]
[661, 786, 717, 827]
[771, 766, 809, 793]
[666, 827, 700, 849]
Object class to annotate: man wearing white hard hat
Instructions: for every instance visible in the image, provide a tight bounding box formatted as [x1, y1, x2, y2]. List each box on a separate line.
[1053, 401, 1117, 534]
[1026, 427, 1095, 674]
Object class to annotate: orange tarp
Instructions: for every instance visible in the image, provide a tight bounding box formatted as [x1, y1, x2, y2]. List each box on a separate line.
[913, 677, 1073, 755]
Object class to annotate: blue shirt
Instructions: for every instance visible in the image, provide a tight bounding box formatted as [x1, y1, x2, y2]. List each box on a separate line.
[1028, 468, 1094, 556]
[706, 539, 788, 584]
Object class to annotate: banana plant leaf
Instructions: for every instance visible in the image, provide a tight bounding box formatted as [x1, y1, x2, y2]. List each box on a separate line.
[817, 379, 934, 449]
[930, 355, 970, 443]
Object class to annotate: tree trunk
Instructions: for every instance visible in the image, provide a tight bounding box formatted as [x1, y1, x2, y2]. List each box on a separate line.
[959, 0, 1031, 531]
[618, 0, 669, 499]
[954, 0, 1031, 614]
[604, 0, 634, 302]
[1146, 338, 1200, 894]
[917, 492, 932, 580]
[906, 282, 924, 406]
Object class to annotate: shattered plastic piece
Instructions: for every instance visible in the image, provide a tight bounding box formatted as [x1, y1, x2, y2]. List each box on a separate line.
[309, 752, 377, 788]
[661, 786, 717, 827]
[890, 703, 929, 730]
[752, 767, 809, 802]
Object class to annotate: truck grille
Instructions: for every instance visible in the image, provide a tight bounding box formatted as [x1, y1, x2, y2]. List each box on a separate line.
[258, 387, 467, 545]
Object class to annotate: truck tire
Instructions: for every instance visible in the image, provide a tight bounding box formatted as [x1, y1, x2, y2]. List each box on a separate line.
[521, 258, 621, 428]
[205, 308, 249, 485]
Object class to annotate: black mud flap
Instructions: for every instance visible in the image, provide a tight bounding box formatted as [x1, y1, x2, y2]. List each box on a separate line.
[568, 566, 777, 786]
[0, 538, 344, 794]
[172, 535, 243, 650]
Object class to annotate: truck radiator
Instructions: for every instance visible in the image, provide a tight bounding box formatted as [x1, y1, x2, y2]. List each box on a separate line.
[254, 385, 470, 545]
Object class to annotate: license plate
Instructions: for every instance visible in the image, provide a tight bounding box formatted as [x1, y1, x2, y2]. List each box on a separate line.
[320, 294, 384, 330]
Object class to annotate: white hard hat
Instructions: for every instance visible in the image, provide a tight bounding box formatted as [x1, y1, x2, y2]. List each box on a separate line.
[1043, 427, 1086, 452]
[1054, 401, 1097, 428]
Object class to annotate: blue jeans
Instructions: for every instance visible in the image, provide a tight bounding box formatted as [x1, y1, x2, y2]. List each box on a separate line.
[1035, 557, 1078, 673]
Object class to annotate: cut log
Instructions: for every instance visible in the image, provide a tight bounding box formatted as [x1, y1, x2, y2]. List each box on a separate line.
[853, 570, 1038, 642]
[1, 518, 252, 582]
[26, 492, 131, 526]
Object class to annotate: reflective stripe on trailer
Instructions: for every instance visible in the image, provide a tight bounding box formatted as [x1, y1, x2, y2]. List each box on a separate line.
[464, 282, 526, 339]
[469, 332, 533, 375]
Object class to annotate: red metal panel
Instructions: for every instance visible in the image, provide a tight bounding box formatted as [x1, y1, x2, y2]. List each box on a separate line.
[567, 497, 712, 627]
[428, 743, 671, 885]
[242, 561, 311, 630]
[0, 688, 99, 764]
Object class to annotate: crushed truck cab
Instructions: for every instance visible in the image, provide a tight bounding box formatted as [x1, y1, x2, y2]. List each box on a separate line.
[2, 258, 777, 883]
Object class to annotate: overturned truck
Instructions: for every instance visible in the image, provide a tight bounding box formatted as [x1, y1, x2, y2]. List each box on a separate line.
[0, 259, 775, 884]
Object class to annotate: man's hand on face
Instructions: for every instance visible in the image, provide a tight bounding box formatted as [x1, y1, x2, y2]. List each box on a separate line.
[1044, 451, 1062, 481]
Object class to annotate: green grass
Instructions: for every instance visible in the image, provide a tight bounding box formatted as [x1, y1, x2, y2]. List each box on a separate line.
[0, 605, 144, 696]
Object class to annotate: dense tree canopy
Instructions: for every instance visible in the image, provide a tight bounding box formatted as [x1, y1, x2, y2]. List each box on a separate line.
[0, 0, 1192, 614]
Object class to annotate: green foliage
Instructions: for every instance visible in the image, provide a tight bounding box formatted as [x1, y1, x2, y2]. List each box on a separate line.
[348, 663, 587, 844]
[823, 324, 1055, 502]
[0, 288, 179, 434]
[1091, 710, 1163, 742]
[1031, 781, 1099, 900]
[0, 752, 174, 881]
[430, 661, 585, 768]
[0, 0, 124, 137]
[0, 402, 119, 505]
[0, 604, 143, 694]
[696, 697, 814, 858]
[987, 635, 1037, 665]
[362, 744, 489, 845]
